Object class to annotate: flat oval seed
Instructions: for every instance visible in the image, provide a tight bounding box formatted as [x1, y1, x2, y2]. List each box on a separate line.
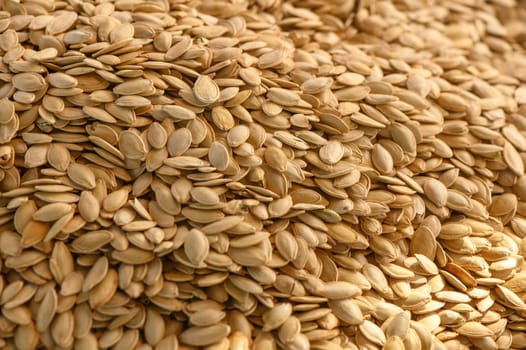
[193, 75, 219, 105]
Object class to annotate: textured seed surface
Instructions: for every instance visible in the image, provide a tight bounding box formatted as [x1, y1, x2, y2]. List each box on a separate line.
[0, 1, 526, 350]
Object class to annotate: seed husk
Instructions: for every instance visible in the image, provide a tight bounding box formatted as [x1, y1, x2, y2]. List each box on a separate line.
[67, 163, 96, 189]
[193, 75, 220, 105]
[0, 2, 524, 350]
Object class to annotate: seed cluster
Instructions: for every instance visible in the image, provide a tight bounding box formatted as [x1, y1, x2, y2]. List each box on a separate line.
[1, 0, 526, 349]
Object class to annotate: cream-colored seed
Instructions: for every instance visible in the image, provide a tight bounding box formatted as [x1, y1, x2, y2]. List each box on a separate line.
[0, 1, 524, 349]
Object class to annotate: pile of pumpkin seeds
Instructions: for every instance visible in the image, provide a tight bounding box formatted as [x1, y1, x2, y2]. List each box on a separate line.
[1, 0, 526, 349]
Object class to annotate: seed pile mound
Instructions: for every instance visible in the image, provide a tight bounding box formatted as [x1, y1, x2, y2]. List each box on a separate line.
[2, 0, 526, 349]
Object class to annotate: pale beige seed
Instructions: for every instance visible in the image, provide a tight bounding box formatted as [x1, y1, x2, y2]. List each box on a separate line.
[208, 141, 230, 171]
[406, 73, 430, 96]
[495, 285, 526, 310]
[264, 146, 288, 172]
[144, 308, 165, 346]
[12, 73, 46, 92]
[67, 163, 96, 189]
[191, 187, 220, 205]
[171, 177, 193, 204]
[152, 181, 180, 215]
[274, 230, 298, 261]
[0, 29, 18, 51]
[0, 112, 18, 144]
[423, 178, 448, 207]
[114, 207, 136, 226]
[227, 125, 250, 148]
[184, 228, 209, 266]
[71, 230, 113, 253]
[22, 133, 53, 145]
[446, 189, 473, 212]
[316, 281, 361, 299]
[0, 2, 525, 350]
[103, 188, 129, 212]
[359, 320, 386, 346]
[153, 31, 172, 52]
[193, 75, 220, 105]
[267, 87, 300, 107]
[319, 140, 344, 165]
[83, 106, 117, 123]
[78, 191, 100, 222]
[115, 95, 151, 108]
[42, 95, 65, 113]
[326, 223, 360, 244]
[46, 11, 77, 35]
[20, 220, 49, 248]
[113, 79, 152, 95]
[32, 47, 58, 61]
[48, 72, 78, 88]
[47, 143, 71, 172]
[515, 85, 526, 104]
[189, 309, 226, 327]
[119, 131, 147, 160]
[437, 92, 469, 112]
[165, 36, 192, 61]
[229, 274, 263, 294]
[371, 144, 394, 174]
[211, 106, 235, 131]
[414, 254, 439, 275]
[2, 306, 32, 325]
[163, 105, 196, 121]
[0, 98, 15, 124]
[301, 77, 333, 94]
[503, 141, 524, 176]
[25, 144, 49, 168]
[390, 123, 416, 154]
[36, 288, 57, 332]
[383, 311, 410, 338]
[15, 322, 40, 350]
[239, 67, 261, 86]
[81, 256, 109, 293]
[155, 335, 179, 350]
[334, 86, 370, 101]
[45, 211, 75, 242]
[328, 299, 363, 325]
[121, 220, 157, 231]
[167, 128, 192, 157]
[262, 303, 293, 332]
[88, 268, 118, 309]
[268, 196, 293, 218]
[337, 72, 365, 86]
[98, 327, 123, 348]
[73, 333, 98, 350]
[179, 324, 231, 346]
[14, 91, 36, 104]
[435, 291, 471, 303]
[60, 271, 83, 296]
[3, 284, 37, 310]
[113, 329, 139, 350]
[147, 122, 168, 149]
[278, 316, 301, 344]
[456, 322, 494, 337]
[32, 202, 73, 222]
[51, 310, 74, 348]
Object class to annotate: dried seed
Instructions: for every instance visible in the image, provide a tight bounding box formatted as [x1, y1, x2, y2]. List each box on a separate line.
[179, 324, 231, 346]
[184, 229, 209, 266]
[67, 163, 96, 189]
[194, 75, 220, 105]
[33, 202, 73, 222]
[0, 3, 524, 350]
[12, 73, 46, 92]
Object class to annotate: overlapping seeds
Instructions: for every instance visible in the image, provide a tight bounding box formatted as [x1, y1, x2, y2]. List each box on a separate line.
[1, 0, 526, 349]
